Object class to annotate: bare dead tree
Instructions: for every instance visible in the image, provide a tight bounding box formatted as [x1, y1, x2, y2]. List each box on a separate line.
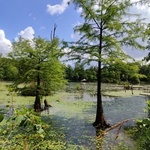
[50, 24, 57, 41]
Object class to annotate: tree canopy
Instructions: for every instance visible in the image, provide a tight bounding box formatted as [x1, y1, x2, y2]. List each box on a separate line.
[9, 37, 66, 111]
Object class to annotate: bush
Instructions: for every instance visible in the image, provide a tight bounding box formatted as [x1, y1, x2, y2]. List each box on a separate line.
[20, 86, 50, 96]
[0, 107, 67, 150]
[130, 75, 140, 84]
[135, 118, 150, 150]
[134, 101, 150, 149]
[20, 87, 36, 96]
[0, 108, 49, 149]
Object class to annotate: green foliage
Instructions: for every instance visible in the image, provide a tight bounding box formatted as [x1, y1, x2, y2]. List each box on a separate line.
[0, 108, 49, 149]
[65, 60, 147, 84]
[139, 64, 150, 83]
[102, 60, 146, 84]
[8, 37, 66, 96]
[75, 83, 81, 90]
[65, 64, 97, 82]
[130, 74, 140, 84]
[0, 114, 4, 123]
[0, 57, 18, 81]
[132, 100, 150, 150]
[20, 86, 36, 96]
[65, 0, 148, 65]
[19, 85, 50, 96]
[135, 118, 150, 149]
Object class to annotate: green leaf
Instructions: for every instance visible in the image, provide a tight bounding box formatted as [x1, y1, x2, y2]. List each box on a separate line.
[0, 114, 4, 122]
[15, 115, 24, 122]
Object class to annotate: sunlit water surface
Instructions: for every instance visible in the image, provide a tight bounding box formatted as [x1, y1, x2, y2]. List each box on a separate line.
[1, 83, 148, 149]
[42, 89, 148, 150]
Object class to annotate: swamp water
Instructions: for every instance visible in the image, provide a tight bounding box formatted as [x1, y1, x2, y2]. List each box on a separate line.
[41, 83, 148, 150]
[0, 83, 148, 149]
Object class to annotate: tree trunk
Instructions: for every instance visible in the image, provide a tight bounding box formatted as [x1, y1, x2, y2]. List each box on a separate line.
[93, 61, 109, 129]
[34, 90, 42, 111]
[93, 20, 110, 129]
[34, 63, 42, 111]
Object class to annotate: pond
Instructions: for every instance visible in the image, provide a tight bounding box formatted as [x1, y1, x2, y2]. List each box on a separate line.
[41, 83, 149, 149]
[0, 82, 149, 149]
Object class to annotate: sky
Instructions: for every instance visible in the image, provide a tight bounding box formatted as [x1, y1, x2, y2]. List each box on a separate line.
[0, 0, 150, 61]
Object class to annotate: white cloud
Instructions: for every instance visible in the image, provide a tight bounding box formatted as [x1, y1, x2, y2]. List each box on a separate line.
[77, 7, 83, 13]
[131, 0, 150, 14]
[15, 26, 35, 41]
[135, 4, 150, 14]
[47, 0, 70, 15]
[0, 29, 12, 55]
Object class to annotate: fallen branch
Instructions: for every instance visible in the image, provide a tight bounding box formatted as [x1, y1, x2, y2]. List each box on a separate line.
[96, 118, 135, 140]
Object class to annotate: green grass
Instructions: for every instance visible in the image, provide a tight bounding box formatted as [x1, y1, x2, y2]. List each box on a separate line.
[0, 83, 34, 106]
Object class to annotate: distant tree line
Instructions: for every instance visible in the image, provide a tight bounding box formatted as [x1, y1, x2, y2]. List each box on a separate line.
[1, 54, 150, 85]
[65, 63, 97, 82]
[65, 60, 149, 84]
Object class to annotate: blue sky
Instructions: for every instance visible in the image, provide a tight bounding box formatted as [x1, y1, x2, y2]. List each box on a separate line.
[0, 0, 150, 61]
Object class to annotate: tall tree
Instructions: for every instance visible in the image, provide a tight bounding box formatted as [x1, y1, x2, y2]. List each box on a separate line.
[63, 0, 148, 128]
[9, 37, 66, 111]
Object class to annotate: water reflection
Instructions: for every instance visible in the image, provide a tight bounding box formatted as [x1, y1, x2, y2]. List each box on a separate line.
[78, 92, 147, 120]
[74, 91, 115, 102]
[74, 91, 147, 123]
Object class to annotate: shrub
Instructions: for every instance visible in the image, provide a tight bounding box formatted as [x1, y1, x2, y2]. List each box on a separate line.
[20, 86, 50, 96]
[135, 101, 150, 149]
[0, 107, 49, 149]
[20, 86, 36, 96]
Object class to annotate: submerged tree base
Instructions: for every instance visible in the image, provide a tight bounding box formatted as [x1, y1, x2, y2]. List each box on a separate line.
[34, 104, 42, 112]
[93, 122, 111, 130]
[34, 97, 42, 112]
[93, 112, 110, 129]
[93, 116, 111, 130]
